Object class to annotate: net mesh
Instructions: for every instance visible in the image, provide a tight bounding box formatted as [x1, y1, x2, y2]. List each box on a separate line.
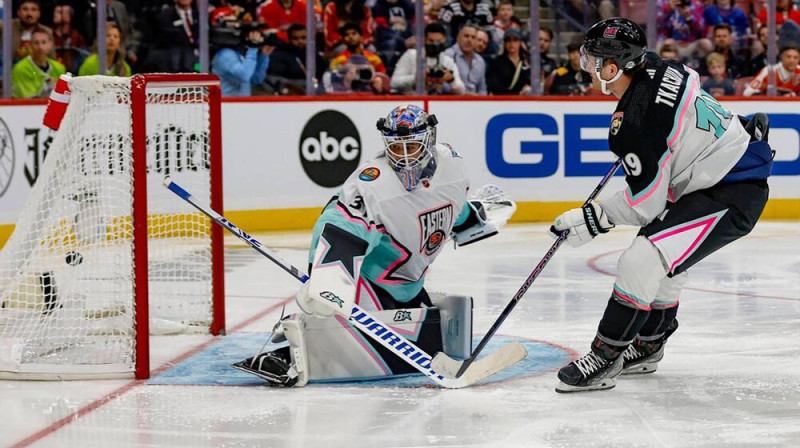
[0, 76, 216, 378]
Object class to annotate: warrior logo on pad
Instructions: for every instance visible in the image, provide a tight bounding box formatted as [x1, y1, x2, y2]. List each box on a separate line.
[418, 204, 453, 256]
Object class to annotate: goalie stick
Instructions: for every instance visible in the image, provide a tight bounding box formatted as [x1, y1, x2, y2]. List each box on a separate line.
[162, 178, 526, 389]
[444, 159, 623, 379]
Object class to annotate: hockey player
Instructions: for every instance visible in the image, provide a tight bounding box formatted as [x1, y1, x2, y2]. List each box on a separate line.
[234, 104, 514, 386]
[550, 18, 773, 393]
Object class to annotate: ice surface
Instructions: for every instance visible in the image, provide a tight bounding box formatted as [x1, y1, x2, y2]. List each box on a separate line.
[1, 223, 799, 447]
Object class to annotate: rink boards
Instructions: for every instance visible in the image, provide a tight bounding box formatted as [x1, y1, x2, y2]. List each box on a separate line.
[1, 97, 798, 245]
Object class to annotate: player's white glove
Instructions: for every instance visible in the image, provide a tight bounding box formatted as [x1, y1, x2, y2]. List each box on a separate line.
[549, 200, 614, 247]
[295, 282, 337, 317]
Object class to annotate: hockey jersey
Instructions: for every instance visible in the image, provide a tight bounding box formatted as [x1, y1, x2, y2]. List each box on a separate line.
[601, 53, 750, 227]
[308, 143, 470, 304]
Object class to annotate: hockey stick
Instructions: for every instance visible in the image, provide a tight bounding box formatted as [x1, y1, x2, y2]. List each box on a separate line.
[162, 178, 526, 388]
[439, 159, 623, 379]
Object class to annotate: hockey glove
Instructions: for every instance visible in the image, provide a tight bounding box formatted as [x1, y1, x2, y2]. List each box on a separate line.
[452, 201, 498, 246]
[550, 200, 614, 247]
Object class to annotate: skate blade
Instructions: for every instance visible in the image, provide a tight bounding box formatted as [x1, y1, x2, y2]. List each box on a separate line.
[555, 378, 617, 393]
[231, 361, 291, 386]
[621, 363, 658, 375]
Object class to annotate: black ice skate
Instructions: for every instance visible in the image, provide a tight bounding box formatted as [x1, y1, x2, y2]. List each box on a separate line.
[232, 347, 299, 387]
[622, 319, 679, 375]
[555, 338, 624, 393]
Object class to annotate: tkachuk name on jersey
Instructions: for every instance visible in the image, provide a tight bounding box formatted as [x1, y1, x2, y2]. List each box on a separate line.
[418, 204, 454, 256]
[350, 307, 445, 380]
[655, 66, 685, 108]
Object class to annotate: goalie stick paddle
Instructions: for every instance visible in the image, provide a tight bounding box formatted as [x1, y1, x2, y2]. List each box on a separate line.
[447, 159, 623, 379]
[162, 178, 526, 388]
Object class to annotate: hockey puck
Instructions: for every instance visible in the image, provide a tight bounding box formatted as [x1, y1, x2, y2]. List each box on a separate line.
[65, 251, 83, 266]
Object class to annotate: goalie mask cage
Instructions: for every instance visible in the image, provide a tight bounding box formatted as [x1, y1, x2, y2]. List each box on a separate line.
[0, 74, 224, 380]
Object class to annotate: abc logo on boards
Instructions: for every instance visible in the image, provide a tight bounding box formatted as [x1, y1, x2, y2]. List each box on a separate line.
[300, 110, 361, 188]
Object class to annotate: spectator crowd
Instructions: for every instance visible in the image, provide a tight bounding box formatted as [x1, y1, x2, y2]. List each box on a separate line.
[0, 0, 798, 98]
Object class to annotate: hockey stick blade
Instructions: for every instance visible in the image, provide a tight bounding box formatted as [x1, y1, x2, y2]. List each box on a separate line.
[430, 342, 527, 386]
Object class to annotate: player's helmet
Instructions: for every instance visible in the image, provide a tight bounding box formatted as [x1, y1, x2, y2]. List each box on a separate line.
[376, 105, 439, 191]
[582, 17, 647, 73]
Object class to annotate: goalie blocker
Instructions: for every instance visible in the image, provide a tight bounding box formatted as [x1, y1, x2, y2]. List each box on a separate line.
[234, 293, 473, 386]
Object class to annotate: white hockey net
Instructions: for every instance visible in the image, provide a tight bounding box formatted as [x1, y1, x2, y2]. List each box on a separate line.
[0, 75, 223, 379]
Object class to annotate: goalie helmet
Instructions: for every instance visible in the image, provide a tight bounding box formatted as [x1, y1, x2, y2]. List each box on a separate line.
[582, 17, 647, 73]
[376, 104, 439, 191]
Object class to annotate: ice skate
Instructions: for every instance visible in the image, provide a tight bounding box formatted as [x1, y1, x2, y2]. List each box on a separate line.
[232, 347, 299, 387]
[556, 339, 624, 393]
[622, 319, 678, 375]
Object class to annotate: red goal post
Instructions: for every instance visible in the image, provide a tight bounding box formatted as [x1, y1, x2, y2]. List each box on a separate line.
[131, 74, 225, 379]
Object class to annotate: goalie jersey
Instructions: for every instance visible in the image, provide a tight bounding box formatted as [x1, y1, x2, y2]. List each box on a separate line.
[308, 143, 471, 306]
[601, 53, 751, 227]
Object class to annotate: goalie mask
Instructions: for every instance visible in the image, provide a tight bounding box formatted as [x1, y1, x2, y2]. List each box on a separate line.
[376, 105, 438, 191]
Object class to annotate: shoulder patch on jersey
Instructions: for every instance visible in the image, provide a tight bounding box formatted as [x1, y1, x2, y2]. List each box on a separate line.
[610, 111, 624, 135]
[358, 167, 380, 181]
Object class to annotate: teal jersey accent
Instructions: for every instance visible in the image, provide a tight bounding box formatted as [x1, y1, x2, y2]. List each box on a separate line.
[309, 199, 426, 302]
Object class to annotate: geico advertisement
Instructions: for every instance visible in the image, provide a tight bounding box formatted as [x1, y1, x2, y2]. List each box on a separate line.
[429, 100, 800, 201]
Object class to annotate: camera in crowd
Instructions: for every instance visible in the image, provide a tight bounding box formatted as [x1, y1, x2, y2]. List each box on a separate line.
[356, 67, 374, 82]
[210, 7, 279, 48]
[427, 64, 448, 79]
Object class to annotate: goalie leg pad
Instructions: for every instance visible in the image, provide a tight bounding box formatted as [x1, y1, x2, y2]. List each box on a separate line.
[430, 294, 473, 360]
[296, 307, 445, 382]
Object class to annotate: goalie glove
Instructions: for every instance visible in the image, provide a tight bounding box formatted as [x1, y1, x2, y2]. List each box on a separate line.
[452, 201, 499, 247]
[550, 200, 614, 247]
[452, 185, 517, 247]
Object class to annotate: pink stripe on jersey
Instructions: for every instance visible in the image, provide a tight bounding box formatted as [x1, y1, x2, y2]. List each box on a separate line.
[356, 277, 382, 310]
[650, 210, 726, 272]
[667, 77, 697, 148]
[624, 150, 672, 207]
[613, 284, 652, 311]
[335, 203, 374, 231]
[333, 202, 410, 287]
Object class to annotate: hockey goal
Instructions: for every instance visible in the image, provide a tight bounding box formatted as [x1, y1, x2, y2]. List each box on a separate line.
[0, 74, 224, 380]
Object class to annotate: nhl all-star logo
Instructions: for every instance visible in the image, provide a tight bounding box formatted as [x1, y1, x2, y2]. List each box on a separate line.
[418, 203, 453, 256]
[393, 310, 412, 322]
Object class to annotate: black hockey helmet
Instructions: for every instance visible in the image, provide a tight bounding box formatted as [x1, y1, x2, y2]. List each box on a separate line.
[582, 18, 647, 72]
